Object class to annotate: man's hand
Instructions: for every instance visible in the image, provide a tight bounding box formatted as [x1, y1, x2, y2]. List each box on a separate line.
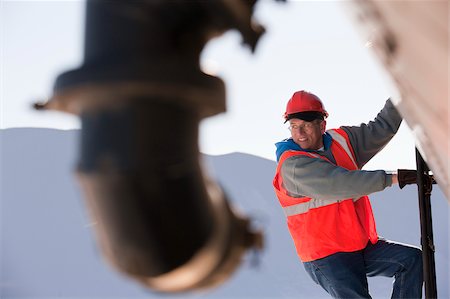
[397, 169, 418, 189]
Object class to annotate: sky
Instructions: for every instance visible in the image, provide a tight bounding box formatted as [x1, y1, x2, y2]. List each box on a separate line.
[1, 0, 417, 170]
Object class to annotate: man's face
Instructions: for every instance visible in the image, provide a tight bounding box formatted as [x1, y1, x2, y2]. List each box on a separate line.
[289, 118, 326, 150]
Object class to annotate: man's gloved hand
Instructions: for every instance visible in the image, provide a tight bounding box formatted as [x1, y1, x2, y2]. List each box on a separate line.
[397, 169, 417, 189]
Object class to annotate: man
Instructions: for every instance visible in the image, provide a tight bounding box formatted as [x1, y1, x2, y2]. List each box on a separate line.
[273, 90, 423, 298]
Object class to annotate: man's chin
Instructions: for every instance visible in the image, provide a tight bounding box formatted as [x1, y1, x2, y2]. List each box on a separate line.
[296, 142, 310, 149]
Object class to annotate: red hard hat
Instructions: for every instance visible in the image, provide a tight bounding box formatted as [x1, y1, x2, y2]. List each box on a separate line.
[283, 90, 328, 121]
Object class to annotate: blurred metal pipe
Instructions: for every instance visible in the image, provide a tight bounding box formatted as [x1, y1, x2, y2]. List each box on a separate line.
[36, 0, 265, 292]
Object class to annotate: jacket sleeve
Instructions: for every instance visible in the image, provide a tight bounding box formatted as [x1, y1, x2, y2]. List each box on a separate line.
[281, 155, 393, 201]
[341, 99, 402, 168]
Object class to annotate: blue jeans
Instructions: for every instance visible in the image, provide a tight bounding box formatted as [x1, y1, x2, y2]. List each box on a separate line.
[303, 239, 423, 298]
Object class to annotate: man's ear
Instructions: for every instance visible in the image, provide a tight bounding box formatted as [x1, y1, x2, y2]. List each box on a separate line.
[320, 120, 327, 134]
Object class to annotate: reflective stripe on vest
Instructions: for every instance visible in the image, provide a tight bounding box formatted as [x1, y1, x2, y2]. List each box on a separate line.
[283, 197, 360, 217]
[327, 129, 357, 168]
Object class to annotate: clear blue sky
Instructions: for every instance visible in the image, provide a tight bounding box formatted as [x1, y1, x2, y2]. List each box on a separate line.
[1, 0, 416, 169]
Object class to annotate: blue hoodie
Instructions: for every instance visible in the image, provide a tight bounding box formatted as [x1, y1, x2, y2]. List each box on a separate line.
[275, 132, 333, 162]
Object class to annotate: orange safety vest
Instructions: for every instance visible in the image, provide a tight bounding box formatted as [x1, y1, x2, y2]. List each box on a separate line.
[273, 128, 378, 262]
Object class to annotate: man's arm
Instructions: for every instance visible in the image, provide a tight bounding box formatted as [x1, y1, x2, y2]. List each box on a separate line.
[281, 155, 394, 201]
[342, 99, 402, 168]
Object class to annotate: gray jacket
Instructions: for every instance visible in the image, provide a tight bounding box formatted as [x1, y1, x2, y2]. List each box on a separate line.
[280, 99, 402, 201]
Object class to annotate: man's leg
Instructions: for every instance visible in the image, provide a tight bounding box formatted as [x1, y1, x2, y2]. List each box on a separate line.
[303, 250, 371, 298]
[364, 238, 423, 298]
